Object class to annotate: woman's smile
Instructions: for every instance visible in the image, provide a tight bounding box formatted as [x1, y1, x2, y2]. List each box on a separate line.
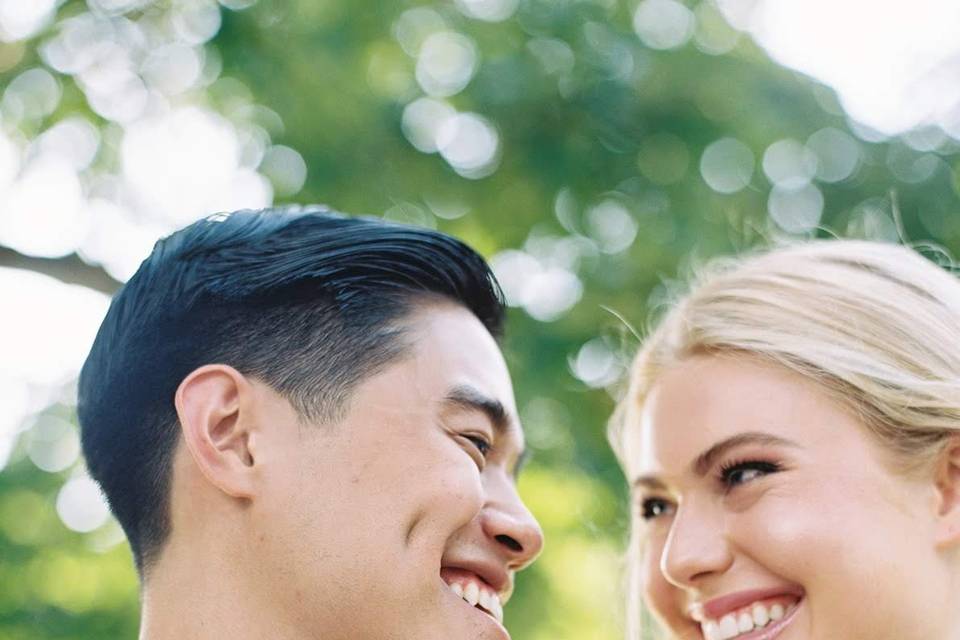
[624, 353, 951, 640]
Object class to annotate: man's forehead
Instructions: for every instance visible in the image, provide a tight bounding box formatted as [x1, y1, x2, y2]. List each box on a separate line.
[405, 303, 516, 396]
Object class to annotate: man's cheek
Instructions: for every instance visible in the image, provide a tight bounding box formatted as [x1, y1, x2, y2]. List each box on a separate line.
[409, 464, 485, 550]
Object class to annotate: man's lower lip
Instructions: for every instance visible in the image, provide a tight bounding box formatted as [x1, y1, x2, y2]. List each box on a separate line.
[706, 597, 803, 640]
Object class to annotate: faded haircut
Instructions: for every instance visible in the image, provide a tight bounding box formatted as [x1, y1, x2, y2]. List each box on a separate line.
[78, 206, 505, 574]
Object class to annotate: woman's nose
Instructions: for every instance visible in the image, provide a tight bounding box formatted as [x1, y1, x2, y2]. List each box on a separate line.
[660, 502, 733, 588]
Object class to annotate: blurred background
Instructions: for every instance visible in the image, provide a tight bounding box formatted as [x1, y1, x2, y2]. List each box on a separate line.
[1, 0, 959, 638]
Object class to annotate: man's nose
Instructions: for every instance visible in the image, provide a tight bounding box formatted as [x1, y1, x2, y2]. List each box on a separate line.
[480, 476, 544, 570]
[660, 501, 732, 588]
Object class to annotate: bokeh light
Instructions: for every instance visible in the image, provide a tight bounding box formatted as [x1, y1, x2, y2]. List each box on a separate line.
[585, 200, 638, 254]
[762, 138, 818, 189]
[0, 377, 30, 471]
[0, 155, 88, 257]
[27, 414, 80, 474]
[700, 137, 755, 193]
[415, 30, 478, 97]
[401, 97, 456, 153]
[34, 117, 100, 172]
[633, 0, 695, 50]
[0, 0, 57, 42]
[392, 7, 448, 57]
[3, 67, 60, 123]
[455, 0, 520, 22]
[806, 127, 860, 182]
[259, 145, 307, 197]
[693, 1, 741, 55]
[436, 112, 500, 179]
[570, 338, 620, 388]
[521, 397, 574, 453]
[768, 183, 824, 234]
[526, 38, 576, 78]
[56, 476, 112, 533]
[491, 248, 583, 322]
[121, 106, 272, 225]
[886, 145, 943, 184]
[0, 269, 110, 386]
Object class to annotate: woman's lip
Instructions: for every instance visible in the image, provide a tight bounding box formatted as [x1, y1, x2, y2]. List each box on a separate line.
[695, 586, 805, 621]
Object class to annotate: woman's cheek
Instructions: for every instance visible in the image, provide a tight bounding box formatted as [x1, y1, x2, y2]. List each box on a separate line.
[641, 531, 690, 634]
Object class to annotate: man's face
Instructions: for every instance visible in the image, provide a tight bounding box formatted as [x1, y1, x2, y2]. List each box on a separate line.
[247, 301, 543, 639]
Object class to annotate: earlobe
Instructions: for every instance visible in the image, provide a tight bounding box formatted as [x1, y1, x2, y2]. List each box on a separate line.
[933, 437, 960, 548]
[175, 364, 258, 499]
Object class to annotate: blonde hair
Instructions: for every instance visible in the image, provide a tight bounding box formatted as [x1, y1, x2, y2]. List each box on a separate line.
[609, 239, 960, 639]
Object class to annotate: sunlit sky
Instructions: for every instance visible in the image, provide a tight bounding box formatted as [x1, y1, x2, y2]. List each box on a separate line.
[738, 0, 960, 136]
[2, 0, 959, 478]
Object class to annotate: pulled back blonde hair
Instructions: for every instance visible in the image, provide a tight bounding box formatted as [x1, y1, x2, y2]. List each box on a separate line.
[609, 240, 960, 639]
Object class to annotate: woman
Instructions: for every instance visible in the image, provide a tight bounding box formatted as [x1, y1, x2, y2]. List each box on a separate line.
[608, 240, 960, 640]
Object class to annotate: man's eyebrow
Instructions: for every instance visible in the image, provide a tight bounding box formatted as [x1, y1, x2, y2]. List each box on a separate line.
[442, 384, 510, 434]
[631, 431, 798, 491]
[442, 384, 528, 478]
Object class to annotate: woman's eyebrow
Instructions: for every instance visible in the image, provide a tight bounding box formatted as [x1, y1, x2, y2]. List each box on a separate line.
[632, 475, 668, 492]
[631, 432, 799, 490]
[691, 431, 799, 476]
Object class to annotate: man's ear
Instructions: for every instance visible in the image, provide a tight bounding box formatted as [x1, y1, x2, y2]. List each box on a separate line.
[933, 436, 960, 548]
[175, 364, 258, 499]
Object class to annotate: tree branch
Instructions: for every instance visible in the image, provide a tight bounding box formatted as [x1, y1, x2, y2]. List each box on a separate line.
[0, 245, 121, 295]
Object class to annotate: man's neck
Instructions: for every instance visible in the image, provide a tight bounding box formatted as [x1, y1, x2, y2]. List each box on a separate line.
[138, 543, 302, 640]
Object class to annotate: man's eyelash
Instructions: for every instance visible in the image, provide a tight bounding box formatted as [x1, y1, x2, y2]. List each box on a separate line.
[465, 434, 492, 457]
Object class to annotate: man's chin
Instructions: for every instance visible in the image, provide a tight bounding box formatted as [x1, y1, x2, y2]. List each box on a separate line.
[436, 580, 512, 640]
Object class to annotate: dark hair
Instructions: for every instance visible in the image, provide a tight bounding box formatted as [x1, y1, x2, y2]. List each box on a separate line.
[77, 205, 505, 574]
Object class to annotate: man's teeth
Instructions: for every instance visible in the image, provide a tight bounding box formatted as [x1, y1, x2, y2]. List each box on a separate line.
[446, 581, 503, 623]
[701, 601, 794, 640]
[464, 582, 480, 607]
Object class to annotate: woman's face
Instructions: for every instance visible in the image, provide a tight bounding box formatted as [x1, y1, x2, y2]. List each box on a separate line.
[623, 354, 956, 640]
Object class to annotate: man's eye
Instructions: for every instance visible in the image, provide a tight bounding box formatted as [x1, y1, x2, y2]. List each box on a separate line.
[465, 434, 492, 458]
[640, 497, 674, 521]
[718, 460, 781, 489]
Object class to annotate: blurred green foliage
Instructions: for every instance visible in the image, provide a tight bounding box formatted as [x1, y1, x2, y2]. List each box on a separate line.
[2, 0, 959, 638]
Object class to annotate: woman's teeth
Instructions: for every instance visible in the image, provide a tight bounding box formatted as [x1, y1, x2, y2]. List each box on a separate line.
[447, 580, 504, 623]
[701, 601, 795, 640]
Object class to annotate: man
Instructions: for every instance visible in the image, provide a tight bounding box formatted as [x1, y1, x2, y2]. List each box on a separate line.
[78, 206, 543, 639]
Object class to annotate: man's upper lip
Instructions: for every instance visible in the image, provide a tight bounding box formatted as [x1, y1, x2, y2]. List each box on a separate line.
[689, 586, 805, 621]
[441, 558, 512, 600]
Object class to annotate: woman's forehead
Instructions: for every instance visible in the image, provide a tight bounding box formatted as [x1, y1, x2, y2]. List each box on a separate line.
[624, 354, 860, 480]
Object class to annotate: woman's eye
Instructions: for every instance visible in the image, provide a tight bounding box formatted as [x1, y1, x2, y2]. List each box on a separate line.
[640, 497, 674, 521]
[719, 460, 781, 489]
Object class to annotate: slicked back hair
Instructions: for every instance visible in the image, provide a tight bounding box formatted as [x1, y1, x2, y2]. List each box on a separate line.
[78, 206, 505, 574]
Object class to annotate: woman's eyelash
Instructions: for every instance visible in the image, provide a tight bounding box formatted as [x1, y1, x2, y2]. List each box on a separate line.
[636, 458, 783, 520]
[639, 497, 673, 521]
[716, 458, 782, 488]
